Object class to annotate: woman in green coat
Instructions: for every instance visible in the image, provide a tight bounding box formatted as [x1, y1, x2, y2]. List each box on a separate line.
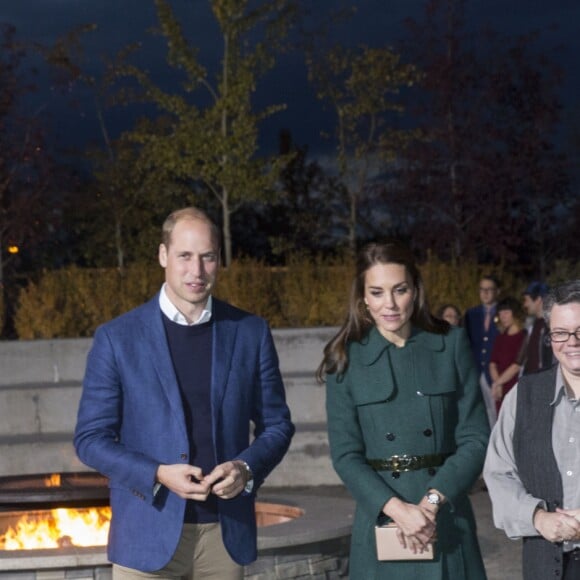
[318, 241, 490, 579]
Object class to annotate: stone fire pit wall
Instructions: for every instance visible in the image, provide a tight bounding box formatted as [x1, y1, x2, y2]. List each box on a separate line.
[0, 328, 341, 486]
[0, 329, 353, 579]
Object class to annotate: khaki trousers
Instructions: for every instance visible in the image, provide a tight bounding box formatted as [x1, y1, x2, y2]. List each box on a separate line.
[113, 523, 243, 580]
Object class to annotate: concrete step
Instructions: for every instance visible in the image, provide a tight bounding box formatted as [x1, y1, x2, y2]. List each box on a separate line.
[0, 382, 81, 437]
[0, 435, 87, 477]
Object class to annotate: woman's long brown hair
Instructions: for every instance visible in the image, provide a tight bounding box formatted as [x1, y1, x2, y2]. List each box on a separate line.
[316, 241, 449, 383]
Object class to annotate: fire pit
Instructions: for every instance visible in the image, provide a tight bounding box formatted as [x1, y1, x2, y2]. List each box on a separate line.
[0, 473, 353, 579]
[0, 472, 109, 510]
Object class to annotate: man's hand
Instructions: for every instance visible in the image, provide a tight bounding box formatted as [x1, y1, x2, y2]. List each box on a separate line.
[558, 507, 580, 522]
[208, 461, 249, 499]
[534, 508, 580, 542]
[156, 464, 212, 501]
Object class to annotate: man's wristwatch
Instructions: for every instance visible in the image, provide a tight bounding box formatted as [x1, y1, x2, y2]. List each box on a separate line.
[426, 491, 442, 506]
[240, 461, 253, 481]
[239, 460, 254, 492]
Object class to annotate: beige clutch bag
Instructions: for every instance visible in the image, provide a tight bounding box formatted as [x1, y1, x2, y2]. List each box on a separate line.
[375, 523, 435, 561]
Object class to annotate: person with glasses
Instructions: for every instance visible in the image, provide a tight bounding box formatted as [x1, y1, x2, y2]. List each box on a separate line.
[464, 275, 502, 427]
[484, 280, 580, 580]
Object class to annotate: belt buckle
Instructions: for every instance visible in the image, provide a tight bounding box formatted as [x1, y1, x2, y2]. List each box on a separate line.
[390, 455, 417, 472]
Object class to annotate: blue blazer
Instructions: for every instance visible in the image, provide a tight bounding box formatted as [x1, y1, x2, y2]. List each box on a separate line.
[74, 295, 294, 571]
[464, 303, 499, 385]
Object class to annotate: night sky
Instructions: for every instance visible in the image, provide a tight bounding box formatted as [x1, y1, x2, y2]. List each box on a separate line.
[2, 0, 579, 159]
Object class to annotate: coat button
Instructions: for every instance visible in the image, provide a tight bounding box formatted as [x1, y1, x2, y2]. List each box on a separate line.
[391, 472, 400, 479]
[386, 433, 395, 441]
[428, 468, 436, 476]
[423, 429, 433, 437]
[180, 453, 188, 460]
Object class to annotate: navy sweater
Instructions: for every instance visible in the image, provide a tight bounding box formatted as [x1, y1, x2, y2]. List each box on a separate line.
[163, 314, 218, 523]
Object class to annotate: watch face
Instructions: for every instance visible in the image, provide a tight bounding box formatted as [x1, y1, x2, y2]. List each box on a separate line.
[427, 492, 440, 504]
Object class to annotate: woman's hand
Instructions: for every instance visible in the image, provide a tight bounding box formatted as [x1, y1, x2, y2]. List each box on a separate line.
[491, 381, 503, 402]
[382, 497, 437, 553]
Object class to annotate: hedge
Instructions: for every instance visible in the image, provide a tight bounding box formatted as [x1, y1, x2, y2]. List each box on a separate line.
[13, 255, 570, 339]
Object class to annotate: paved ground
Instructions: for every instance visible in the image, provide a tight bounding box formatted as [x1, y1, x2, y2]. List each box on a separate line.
[470, 482, 522, 579]
[265, 483, 522, 579]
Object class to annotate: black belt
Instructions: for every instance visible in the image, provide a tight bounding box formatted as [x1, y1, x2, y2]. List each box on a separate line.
[367, 453, 452, 473]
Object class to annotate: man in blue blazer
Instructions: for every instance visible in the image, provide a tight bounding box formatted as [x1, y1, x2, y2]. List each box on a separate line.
[464, 274, 501, 428]
[74, 207, 294, 579]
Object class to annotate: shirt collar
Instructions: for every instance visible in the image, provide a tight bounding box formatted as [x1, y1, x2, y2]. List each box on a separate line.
[550, 364, 578, 406]
[159, 283, 213, 326]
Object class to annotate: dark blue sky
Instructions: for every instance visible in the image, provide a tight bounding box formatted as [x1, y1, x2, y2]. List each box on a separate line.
[2, 0, 579, 158]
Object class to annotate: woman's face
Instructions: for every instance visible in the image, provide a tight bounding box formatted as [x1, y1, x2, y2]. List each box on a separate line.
[364, 262, 416, 345]
[498, 308, 515, 330]
[442, 306, 460, 326]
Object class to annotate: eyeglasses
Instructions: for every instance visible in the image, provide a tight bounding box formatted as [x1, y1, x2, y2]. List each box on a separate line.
[547, 330, 580, 343]
[479, 287, 496, 292]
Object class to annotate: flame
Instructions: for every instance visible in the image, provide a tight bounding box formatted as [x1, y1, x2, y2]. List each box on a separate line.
[0, 507, 111, 550]
[44, 474, 61, 487]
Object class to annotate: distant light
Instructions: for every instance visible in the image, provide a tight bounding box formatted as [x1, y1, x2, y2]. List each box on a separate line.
[8, 246, 19, 254]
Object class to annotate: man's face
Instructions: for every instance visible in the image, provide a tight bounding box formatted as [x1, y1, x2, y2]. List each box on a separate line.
[549, 302, 580, 378]
[523, 295, 542, 318]
[158, 218, 219, 320]
[479, 279, 499, 307]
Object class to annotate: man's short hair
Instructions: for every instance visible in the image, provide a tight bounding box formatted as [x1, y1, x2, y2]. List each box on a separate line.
[481, 274, 501, 289]
[161, 207, 221, 250]
[543, 280, 580, 326]
[523, 281, 549, 300]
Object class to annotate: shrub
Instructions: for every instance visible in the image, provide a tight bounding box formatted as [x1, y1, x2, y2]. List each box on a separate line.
[420, 254, 523, 317]
[14, 264, 163, 339]
[14, 255, 576, 339]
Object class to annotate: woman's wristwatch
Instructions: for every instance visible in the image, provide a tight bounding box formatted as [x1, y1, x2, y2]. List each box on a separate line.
[425, 491, 442, 506]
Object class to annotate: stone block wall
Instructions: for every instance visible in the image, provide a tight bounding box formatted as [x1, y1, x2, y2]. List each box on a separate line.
[0, 329, 341, 486]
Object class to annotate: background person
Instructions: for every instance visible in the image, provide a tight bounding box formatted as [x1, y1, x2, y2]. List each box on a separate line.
[484, 280, 580, 580]
[489, 296, 527, 413]
[317, 240, 489, 579]
[464, 275, 502, 428]
[74, 207, 294, 580]
[436, 303, 462, 326]
[520, 281, 553, 374]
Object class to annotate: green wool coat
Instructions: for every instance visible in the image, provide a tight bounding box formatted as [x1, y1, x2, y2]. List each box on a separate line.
[326, 326, 490, 580]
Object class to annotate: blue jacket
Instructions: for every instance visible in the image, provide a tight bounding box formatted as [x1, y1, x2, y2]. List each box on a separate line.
[74, 295, 294, 570]
[464, 304, 500, 385]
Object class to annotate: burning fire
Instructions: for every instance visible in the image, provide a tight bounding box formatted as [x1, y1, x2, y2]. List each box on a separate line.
[44, 473, 61, 487]
[0, 507, 111, 550]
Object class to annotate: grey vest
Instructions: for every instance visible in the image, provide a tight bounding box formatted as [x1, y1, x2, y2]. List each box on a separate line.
[513, 365, 564, 580]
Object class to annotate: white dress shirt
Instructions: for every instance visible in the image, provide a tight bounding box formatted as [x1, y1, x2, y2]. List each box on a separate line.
[158, 283, 212, 325]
